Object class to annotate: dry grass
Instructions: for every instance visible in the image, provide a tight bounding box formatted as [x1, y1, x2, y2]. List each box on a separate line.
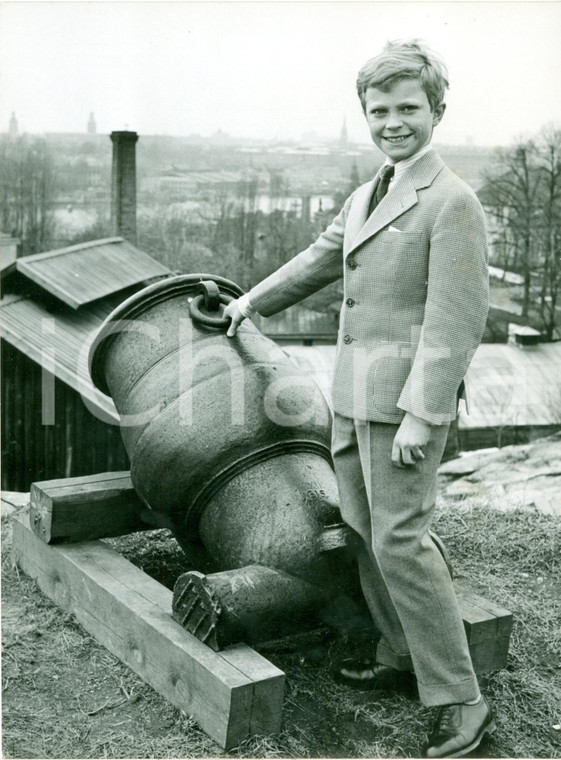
[2, 495, 560, 759]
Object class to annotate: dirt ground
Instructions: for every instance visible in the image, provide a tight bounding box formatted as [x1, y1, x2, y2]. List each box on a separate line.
[2, 494, 560, 759]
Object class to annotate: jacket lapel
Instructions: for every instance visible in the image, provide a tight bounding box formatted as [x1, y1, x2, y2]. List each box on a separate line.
[345, 149, 445, 257]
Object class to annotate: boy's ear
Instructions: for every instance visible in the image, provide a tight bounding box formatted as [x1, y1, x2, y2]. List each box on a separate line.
[433, 102, 446, 126]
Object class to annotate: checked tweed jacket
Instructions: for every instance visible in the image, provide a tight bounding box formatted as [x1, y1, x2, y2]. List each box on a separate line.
[246, 149, 489, 425]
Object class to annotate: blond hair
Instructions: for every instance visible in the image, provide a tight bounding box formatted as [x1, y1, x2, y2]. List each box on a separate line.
[356, 39, 449, 112]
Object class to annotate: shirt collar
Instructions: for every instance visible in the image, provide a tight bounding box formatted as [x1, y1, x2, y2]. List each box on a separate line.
[384, 143, 433, 183]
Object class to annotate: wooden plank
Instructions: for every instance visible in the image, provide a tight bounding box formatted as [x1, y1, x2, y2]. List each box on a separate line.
[455, 587, 498, 644]
[11, 510, 285, 749]
[27, 475, 513, 672]
[468, 637, 511, 673]
[29, 472, 159, 543]
[455, 583, 514, 643]
[454, 582, 513, 672]
[14, 346, 26, 490]
[221, 646, 286, 735]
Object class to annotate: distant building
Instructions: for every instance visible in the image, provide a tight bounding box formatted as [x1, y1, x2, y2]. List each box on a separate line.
[159, 169, 247, 198]
[88, 112, 97, 135]
[9, 112, 18, 137]
[253, 305, 339, 345]
[157, 167, 334, 217]
[281, 339, 561, 452]
[236, 144, 362, 173]
[457, 338, 561, 449]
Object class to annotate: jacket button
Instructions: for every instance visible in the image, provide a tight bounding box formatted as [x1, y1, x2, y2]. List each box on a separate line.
[348, 259, 357, 269]
[343, 334, 353, 344]
[346, 298, 355, 307]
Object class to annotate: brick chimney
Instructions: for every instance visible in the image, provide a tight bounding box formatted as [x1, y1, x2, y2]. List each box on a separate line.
[110, 131, 138, 244]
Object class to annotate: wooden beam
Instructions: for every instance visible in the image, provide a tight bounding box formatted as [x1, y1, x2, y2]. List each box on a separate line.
[27, 474, 513, 672]
[455, 583, 513, 672]
[29, 471, 164, 544]
[12, 510, 285, 749]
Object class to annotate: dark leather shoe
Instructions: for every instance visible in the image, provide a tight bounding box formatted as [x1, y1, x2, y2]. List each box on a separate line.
[333, 658, 416, 692]
[423, 696, 496, 758]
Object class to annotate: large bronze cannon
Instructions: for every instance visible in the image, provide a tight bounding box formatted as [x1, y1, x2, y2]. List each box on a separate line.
[89, 274, 367, 650]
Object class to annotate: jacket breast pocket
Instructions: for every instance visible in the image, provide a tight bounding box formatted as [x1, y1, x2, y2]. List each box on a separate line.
[375, 230, 424, 247]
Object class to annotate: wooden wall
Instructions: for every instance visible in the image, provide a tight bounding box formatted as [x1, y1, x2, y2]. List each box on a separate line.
[1, 340, 129, 492]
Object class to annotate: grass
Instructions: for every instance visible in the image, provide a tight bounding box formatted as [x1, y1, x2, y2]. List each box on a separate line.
[2, 495, 560, 758]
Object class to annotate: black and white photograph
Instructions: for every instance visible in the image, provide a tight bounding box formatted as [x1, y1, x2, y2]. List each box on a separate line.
[1, 1, 560, 757]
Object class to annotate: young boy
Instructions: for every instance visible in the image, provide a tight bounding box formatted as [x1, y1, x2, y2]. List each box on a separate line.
[224, 40, 492, 759]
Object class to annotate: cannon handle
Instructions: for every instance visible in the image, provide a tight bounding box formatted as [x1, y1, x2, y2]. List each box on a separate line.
[189, 280, 234, 328]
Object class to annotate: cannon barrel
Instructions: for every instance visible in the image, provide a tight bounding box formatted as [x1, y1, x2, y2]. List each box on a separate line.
[89, 274, 357, 645]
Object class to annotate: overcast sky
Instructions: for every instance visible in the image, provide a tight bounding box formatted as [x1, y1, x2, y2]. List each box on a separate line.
[1, 1, 560, 147]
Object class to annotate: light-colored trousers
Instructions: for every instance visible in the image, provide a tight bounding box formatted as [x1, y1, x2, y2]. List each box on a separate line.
[331, 413, 480, 706]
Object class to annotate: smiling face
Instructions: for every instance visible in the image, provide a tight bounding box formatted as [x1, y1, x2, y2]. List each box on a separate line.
[364, 77, 446, 162]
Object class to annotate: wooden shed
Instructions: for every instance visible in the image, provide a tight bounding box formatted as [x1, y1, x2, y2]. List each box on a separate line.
[253, 305, 339, 345]
[457, 341, 561, 449]
[1, 237, 171, 491]
[281, 341, 561, 452]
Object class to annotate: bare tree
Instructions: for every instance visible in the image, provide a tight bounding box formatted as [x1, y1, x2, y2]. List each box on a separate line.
[137, 175, 329, 296]
[481, 142, 543, 317]
[481, 131, 561, 338]
[0, 135, 57, 255]
[534, 127, 561, 340]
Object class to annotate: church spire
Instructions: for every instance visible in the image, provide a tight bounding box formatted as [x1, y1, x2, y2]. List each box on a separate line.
[339, 116, 348, 148]
[9, 112, 18, 137]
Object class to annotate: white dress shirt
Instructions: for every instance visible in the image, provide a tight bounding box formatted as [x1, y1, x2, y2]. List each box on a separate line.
[384, 143, 433, 193]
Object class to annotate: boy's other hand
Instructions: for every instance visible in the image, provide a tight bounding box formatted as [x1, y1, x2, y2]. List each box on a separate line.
[392, 412, 432, 468]
[224, 299, 246, 337]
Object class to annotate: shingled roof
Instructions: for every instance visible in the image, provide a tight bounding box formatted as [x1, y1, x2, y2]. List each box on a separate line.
[1, 293, 121, 421]
[2, 237, 172, 419]
[16, 237, 169, 309]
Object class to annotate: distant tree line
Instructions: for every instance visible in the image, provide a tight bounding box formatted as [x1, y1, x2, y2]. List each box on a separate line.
[5, 126, 559, 339]
[0, 135, 57, 255]
[135, 172, 358, 309]
[481, 126, 561, 340]
[137, 188, 323, 291]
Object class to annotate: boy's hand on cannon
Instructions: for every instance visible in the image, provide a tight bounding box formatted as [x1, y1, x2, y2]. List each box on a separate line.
[392, 412, 432, 468]
[224, 300, 246, 337]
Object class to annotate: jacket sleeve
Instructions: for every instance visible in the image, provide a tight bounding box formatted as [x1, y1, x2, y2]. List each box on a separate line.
[245, 194, 353, 317]
[397, 189, 489, 425]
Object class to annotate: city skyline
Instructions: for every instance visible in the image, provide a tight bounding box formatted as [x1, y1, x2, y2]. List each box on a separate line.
[1, 1, 561, 147]
[1, 111, 507, 150]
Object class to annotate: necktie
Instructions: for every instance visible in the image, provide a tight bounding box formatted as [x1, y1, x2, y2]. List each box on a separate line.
[369, 164, 395, 215]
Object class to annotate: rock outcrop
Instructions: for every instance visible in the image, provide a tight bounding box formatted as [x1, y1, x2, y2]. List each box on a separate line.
[438, 432, 561, 517]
